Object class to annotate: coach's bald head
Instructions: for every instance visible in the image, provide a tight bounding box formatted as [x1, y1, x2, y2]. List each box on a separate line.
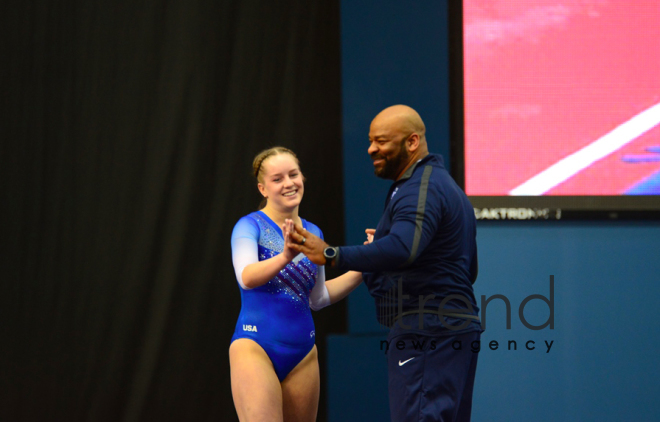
[368, 105, 429, 180]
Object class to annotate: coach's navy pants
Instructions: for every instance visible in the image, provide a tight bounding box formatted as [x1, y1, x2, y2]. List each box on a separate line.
[387, 330, 480, 422]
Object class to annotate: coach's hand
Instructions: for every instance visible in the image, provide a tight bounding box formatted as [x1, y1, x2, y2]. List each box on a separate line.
[286, 219, 329, 265]
[364, 228, 375, 245]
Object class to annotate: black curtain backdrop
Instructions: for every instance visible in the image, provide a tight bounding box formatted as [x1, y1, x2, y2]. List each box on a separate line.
[1, 1, 344, 421]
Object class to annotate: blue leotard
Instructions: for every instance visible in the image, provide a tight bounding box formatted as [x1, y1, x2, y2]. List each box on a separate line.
[230, 210, 325, 381]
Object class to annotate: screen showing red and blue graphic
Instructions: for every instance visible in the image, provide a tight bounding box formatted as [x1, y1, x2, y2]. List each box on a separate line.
[464, 0, 660, 196]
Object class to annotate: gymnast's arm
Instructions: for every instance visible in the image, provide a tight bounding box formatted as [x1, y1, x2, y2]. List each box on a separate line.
[231, 217, 296, 290]
[309, 266, 363, 311]
[308, 227, 372, 310]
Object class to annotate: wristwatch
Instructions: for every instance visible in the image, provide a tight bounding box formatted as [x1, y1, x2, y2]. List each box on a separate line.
[323, 246, 338, 265]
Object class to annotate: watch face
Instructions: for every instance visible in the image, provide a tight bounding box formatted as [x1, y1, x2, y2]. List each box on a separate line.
[324, 247, 336, 259]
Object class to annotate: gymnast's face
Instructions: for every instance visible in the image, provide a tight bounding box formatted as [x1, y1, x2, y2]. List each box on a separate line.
[257, 153, 305, 210]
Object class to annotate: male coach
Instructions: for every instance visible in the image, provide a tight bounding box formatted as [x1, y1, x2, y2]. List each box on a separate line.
[288, 104, 481, 422]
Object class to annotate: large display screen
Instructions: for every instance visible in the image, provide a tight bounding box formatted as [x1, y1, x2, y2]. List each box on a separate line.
[454, 0, 660, 219]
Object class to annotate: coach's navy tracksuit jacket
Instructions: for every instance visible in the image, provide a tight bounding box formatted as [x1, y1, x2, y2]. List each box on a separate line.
[335, 153, 480, 333]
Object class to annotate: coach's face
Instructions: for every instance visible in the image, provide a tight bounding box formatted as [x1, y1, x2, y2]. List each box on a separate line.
[368, 116, 411, 180]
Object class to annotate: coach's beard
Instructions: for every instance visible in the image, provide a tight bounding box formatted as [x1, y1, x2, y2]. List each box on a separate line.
[373, 145, 409, 180]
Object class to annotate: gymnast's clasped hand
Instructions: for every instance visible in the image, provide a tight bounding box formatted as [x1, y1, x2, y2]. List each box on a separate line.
[281, 219, 328, 265]
[283, 219, 374, 266]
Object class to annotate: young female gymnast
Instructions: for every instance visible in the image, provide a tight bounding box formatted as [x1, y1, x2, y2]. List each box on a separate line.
[229, 146, 365, 422]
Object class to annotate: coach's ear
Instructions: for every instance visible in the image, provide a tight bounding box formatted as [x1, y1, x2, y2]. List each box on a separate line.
[406, 132, 420, 152]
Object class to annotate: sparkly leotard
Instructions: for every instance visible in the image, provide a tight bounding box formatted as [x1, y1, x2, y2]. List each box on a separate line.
[230, 211, 325, 381]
